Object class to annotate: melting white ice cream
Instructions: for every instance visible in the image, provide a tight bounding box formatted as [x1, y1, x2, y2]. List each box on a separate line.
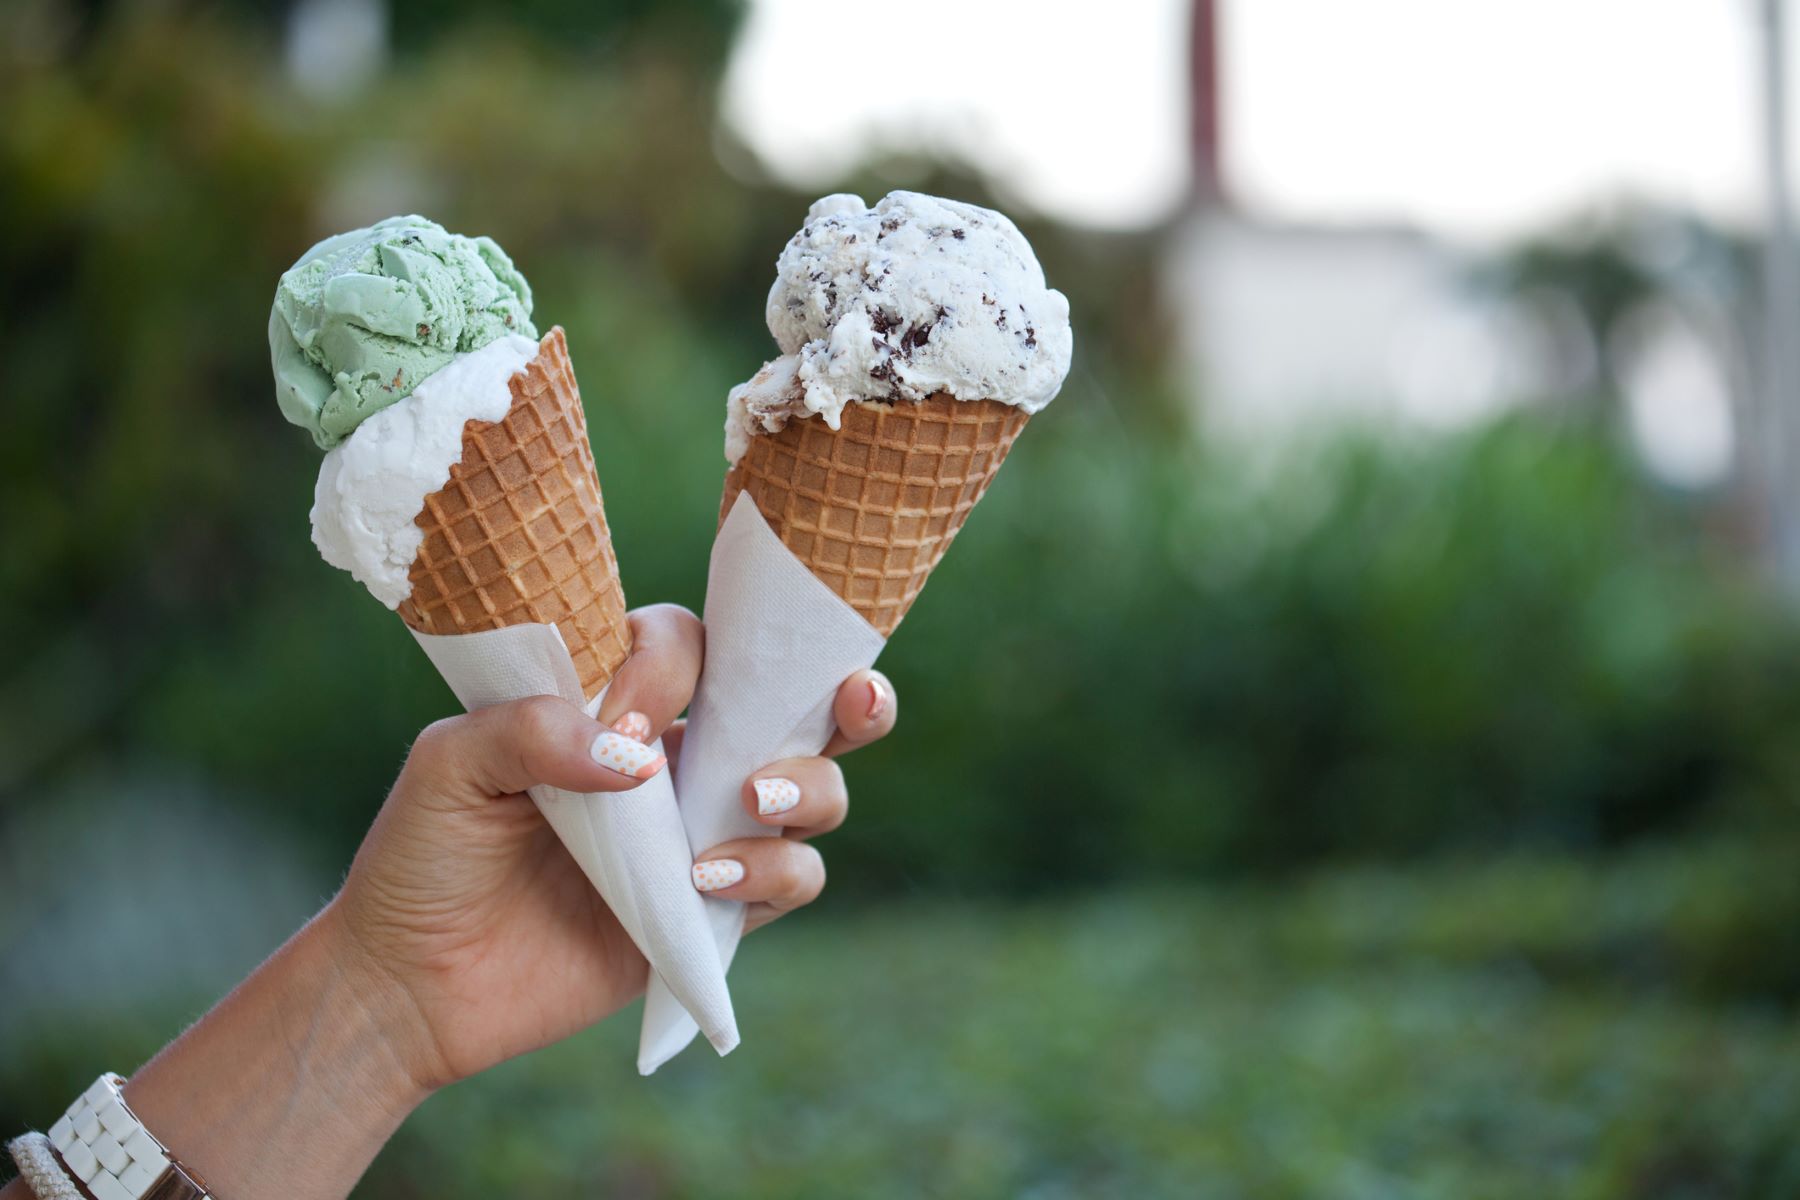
[311, 332, 540, 608]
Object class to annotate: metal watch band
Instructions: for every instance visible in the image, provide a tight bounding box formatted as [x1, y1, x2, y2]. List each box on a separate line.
[45, 1074, 211, 1200]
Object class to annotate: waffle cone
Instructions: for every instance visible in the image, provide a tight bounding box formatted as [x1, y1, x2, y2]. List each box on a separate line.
[397, 328, 631, 699]
[720, 394, 1028, 636]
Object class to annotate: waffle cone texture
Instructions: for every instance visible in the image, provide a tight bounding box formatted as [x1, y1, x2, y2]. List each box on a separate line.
[720, 394, 1028, 636]
[397, 328, 631, 699]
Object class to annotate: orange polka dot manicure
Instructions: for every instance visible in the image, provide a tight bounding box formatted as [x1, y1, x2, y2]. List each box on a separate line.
[692, 859, 745, 892]
[590, 730, 666, 779]
[612, 711, 652, 743]
[754, 777, 801, 817]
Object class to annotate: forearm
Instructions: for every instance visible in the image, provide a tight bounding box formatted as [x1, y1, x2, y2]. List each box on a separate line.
[118, 901, 433, 1200]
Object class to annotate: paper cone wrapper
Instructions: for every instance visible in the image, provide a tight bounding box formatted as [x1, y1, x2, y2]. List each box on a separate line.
[395, 328, 736, 1062]
[637, 395, 1026, 1069]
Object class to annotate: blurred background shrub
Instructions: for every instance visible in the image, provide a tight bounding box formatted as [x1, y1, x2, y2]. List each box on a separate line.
[4, 1, 1800, 1195]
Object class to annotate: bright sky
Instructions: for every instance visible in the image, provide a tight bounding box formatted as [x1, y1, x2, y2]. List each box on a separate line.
[723, 0, 1790, 241]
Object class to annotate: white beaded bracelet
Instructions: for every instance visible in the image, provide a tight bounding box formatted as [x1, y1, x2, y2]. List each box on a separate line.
[42, 1074, 211, 1200]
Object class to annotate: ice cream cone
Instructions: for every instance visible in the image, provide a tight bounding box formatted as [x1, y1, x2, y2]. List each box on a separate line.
[639, 192, 1067, 1069]
[393, 330, 740, 1056]
[282, 224, 739, 1069]
[719, 393, 1029, 636]
[397, 327, 631, 699]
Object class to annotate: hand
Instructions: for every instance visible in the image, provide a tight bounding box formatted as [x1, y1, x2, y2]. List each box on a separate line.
[328, 604, 899, 1094]
[116, 603, 896, 1200]
[667, 669, 897, 933]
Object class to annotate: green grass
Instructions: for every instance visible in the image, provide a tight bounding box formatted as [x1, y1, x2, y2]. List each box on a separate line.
[342, 839, 1800, 1199]
[8, 831, 1797, 1197]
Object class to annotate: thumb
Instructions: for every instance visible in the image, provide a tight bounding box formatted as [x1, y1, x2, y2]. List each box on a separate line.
[409, 695, 667, 799]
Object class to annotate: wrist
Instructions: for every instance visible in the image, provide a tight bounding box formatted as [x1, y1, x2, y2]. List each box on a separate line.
[120, 904, 436, 1200]
[310, 897, 447, 1107]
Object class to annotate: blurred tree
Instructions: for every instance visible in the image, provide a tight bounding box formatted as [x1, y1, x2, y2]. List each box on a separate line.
[1486, 208, 1753, 420]
[2, 1, 1797, 901]
[382, 0, 741, 62]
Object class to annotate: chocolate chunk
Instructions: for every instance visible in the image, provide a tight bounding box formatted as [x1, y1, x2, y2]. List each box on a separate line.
[900, 321, 933, 357]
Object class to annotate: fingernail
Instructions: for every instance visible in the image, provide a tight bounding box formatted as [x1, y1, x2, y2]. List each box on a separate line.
[754, 777, 801, 816]
[612, 711, 652, 743]
[693, 859, 745, 892]
[590, 730, 666, 779]
[866, 677, 889, 721]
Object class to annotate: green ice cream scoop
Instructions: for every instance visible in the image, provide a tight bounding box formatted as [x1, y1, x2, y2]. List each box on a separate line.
[270, 215, 538, 449]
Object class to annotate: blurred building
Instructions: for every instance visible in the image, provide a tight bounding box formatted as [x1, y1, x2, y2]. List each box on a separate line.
[1167, 2, 1761, 500]
[1166, 0, 1528, 442]
[1168, 215, 1526, 438]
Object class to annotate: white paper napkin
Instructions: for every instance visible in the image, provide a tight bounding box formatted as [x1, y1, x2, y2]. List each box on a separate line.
[410, 623, 739, 1062]
[636, 494, 887, 1072]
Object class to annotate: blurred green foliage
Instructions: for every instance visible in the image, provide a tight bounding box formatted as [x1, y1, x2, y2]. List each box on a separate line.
[7, 834, 1799, 1197]
[376, 835, 1800, 1198]
[5, 4, 1800, 1193]
[6, 3, 1798, 889]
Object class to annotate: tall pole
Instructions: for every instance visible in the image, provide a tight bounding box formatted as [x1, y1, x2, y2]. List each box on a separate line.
[1761, 0, 1800, 587]
[1190, 0, 1223, 207]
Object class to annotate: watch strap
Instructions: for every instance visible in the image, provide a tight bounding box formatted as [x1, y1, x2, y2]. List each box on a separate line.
[45, 1074, 210, 1200]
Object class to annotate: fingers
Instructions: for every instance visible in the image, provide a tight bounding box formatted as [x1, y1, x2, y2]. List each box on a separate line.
[821, 668, 897, 758]
[661, 718, 687, 767]
[408, 695, 667, 800]
[740, 757, 846, 840]
[689, 837, 826, 933]
[595, 604, 704, 737]
[399, 603, 699, 805]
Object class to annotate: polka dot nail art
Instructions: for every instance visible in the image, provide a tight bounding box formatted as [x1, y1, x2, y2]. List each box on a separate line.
[612, 711, 652, 743]
[692, 859, 745, 892]
[590, 730, 666, 779]
[754, 777, 801, 817]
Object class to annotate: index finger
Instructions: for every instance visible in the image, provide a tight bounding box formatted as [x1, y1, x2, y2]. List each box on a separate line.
[821, 668, 897, 758]
[595, 603, 704, 738]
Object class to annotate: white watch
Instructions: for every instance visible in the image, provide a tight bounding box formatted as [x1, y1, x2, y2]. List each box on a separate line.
[45, 1073, 211, 1200]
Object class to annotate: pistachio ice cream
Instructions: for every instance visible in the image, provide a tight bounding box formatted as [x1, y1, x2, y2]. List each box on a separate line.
[268, 216, 543, 609]
[271, 215, 536, 450]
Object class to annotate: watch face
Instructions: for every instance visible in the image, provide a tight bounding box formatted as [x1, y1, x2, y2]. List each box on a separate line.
[140, 1166, 205, 1200]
